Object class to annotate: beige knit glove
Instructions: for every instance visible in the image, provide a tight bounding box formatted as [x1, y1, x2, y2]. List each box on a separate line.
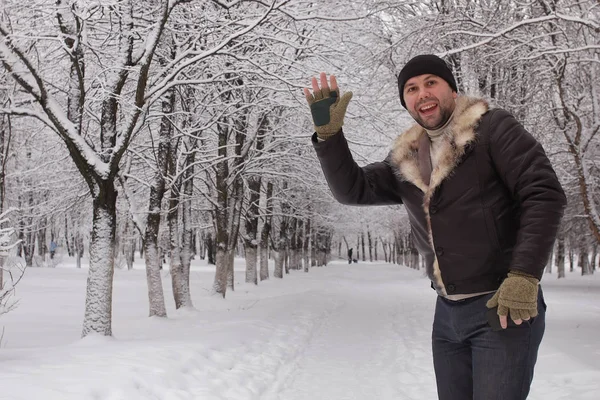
[486, 271, 539, 322]
[305, 84, 353, 140]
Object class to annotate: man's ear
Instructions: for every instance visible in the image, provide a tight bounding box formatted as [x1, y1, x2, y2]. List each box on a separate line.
[452, 91, 458, 99]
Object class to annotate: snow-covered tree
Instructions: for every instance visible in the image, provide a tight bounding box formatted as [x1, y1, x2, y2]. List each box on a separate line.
[0, 0, 195, 336]
[0, 208, 24, 322]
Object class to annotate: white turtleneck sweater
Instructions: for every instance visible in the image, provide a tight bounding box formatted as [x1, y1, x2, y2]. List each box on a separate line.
[424, 111, 454, 173]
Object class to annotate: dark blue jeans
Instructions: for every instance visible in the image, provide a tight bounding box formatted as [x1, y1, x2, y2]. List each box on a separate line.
[432, 288, 546, 400]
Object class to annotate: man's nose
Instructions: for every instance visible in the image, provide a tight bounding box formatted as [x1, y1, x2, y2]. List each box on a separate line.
[417, 87, 431, 99]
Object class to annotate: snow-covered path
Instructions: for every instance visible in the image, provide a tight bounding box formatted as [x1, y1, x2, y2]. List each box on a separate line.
[0, 259, 599, 399]
[265, 267, 437, 400]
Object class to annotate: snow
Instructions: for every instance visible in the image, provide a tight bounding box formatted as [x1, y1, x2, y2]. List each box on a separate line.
[0, 256, 599, 400]
[0, 36, 110, 179]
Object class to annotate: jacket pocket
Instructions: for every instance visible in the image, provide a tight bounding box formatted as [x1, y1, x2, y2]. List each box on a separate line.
[483, 207, 501, 250]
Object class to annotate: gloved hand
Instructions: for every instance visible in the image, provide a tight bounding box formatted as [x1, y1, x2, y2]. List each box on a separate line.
[304, 73, 353, 140]
[486, 271, 539, 326]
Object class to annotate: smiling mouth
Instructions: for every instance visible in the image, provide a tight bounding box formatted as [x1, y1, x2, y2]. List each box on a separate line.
[419, 103, 438, 114]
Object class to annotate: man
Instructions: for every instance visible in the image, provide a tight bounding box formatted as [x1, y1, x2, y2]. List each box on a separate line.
[304, 54, 566, 400]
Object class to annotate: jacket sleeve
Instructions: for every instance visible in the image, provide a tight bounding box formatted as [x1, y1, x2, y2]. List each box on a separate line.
[488, 109, 567, 280]
[312, 131, 403, 206]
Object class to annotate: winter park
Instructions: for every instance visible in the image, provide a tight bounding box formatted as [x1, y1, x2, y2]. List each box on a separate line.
[0, 1, 599, 400]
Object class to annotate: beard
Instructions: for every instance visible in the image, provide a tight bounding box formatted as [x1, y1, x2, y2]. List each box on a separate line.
[409, 98, 455, 130]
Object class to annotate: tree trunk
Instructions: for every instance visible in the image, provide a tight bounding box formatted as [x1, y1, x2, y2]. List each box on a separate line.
[125, 243, 135, 271]
[289, 220, 296, 270]
[290, 218, 301, 270]
[259, 181, 273, 281]
[213, 116, 231, 297]
[128, 239, 135, 269]
[124, 219, 134, 271]
[556, 235, 565, 279]
[144, 200, 167, 318]
[17, 203, 34, 266]
[226, 181, 243, 291]
[591, 244, 597, 273]
[545, 241, 553, 274]
[197, 231, 204, 260]
[76, 233, 83, 269]
[361, 232, 366, 262]
[214, 247, 228, 295]
[387, 242, 391, 264]
[179, 151, 195, 308]
[568, 242, 575, 272]
[22, 230, 35, 268]
[167, 133, 193, 309]
[81, 181, 117, 337]
[244, 176, 260, 285]
[138, 236, 144, 259]
[314, 228, 329, 266]
[311, 226, 317, 267]
[144, 216, 167, 317]
[0, 256, 4, 294]
[411, 251, 419, 269]
[303, 218, 310, 272]
[227, 248, 235, 291]
[65, 215, 73, 257]
[213, 70, 247, 297]
[191, 228, 197, 259]
[142, 79, 173, 316]
[284, 247, 290, 274]
[397, 232, 404, 266]
[212, 168, 243, 295]
[277, 190, 290, 275]
[205, 231, 215, 265]
[297, 219, 304, 271]
[288, 218, 297, 270]
[579, 245, 590, 275]
[245, 245, 258, 284]
[0, 113, 5, 290]
[37, 218, 47, 258]
[213, 241, 228, 296]
[368, 230, 373, 262]
[274, 250, 284, 278]
[169, 182, 189, 309]
[407, 233, 419, 269]
[249, 114, 269, 281]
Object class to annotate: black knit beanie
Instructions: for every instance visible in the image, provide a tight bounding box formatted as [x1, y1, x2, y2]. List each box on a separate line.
[397, 55, 458, 109]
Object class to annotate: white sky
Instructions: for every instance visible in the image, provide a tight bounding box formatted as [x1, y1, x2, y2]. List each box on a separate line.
[0, 256, 598, 400]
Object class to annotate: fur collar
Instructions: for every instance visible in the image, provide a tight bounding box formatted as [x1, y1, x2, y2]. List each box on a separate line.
[389, 96, 489, 296]
[390, 96, 489, 193]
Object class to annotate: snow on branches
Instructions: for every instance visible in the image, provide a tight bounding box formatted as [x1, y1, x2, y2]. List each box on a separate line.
[0, 208, 24, 322]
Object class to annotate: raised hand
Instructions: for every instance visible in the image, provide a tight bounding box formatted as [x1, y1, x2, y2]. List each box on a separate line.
[304, 72, 353, 139]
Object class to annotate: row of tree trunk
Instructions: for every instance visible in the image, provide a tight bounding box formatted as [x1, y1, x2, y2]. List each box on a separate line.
[337, 228, 599, 278]
[548, 235, 598, 277]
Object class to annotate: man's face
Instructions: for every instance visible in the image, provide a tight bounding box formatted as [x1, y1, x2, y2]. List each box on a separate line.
[403, 74, 457, 130]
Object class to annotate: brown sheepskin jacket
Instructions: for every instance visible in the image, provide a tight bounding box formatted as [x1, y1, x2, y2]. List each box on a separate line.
[312, 96, 566, 296]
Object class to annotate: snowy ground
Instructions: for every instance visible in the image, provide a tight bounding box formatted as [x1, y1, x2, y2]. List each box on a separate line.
[0, 256, 599, 400]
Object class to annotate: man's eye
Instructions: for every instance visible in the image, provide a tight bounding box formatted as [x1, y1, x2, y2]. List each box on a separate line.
[406, 87, 415, 92]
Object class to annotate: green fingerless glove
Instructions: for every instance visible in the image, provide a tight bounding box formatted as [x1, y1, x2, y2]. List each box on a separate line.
[306, 87, 353, 140]
[486, 271, 539, 322]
